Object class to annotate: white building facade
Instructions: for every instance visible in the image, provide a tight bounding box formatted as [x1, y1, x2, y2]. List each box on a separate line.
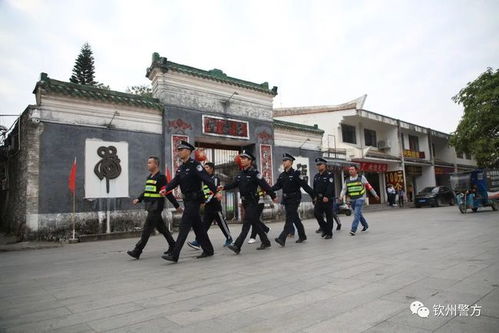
[274, 95, 477, 204]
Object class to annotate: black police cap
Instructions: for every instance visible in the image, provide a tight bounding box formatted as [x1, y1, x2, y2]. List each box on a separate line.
[177, 140, 195, 151]
[282, 153, 295, 161]
[315, 157, 327, 165]
[240, 150, 255, 161]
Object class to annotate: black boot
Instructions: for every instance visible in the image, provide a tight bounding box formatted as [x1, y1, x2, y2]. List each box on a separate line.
[161, 254, 178, 263]
[127, 249, 141, 260]
[196, 252, 213, 259]
[336, 223, 342, 231]
[315, 228, 322, 234]
[296, 236, 307, 243]
[257, 243, 271, 250]
[227, 244, 240, 254]
[163, 246, 174, 255]
[274, 238, 285, 247]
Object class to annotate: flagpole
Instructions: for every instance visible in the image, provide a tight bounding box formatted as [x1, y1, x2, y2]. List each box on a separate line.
[69, 157, 77, 243]
[72, 190, 76, 240]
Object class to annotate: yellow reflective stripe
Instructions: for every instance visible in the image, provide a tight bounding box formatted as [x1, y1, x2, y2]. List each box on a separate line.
[144, 193, 162, 198]
[203, 185, 213, 199]
[346, 180, 366, 196]
[146, 180, 157, 184]
[145, 185, 157, 192]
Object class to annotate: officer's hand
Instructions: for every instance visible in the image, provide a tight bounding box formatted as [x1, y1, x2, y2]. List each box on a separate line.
[217, 185, 224, 192]
[176, 206, 183, 213]
[323, 197, 329, 203]
[159, 190, 166, 196]
[132, 199, 139, 205]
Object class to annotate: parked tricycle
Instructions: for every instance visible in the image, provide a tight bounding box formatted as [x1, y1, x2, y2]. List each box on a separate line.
[450, 169, 499, 214]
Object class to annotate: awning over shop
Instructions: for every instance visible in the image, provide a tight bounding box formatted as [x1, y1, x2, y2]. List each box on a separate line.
[323, 158, 357, 171]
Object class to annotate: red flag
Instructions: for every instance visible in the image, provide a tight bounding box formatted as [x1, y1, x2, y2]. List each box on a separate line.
[165, 167, 173, 195]
[68, 158, 77, 194]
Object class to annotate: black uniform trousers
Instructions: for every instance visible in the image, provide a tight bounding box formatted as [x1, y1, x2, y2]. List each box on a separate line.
[135, 210, 175, 253]
[171, 200, 214, 260]
[314, 201, 334, 236]
[234, 201, 270, 248]
[250, 203, 269, 239]
[278, 201, 306, 243]
[201, 202, 231, 240]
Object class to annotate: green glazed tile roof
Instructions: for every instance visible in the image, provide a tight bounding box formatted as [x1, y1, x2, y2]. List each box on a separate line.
[33, 73, 163, 111]
[147, 53, 278, 96]
[273, 119, 324, 134]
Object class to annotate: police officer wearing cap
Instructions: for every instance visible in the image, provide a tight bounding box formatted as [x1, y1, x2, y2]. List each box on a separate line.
[218, 150, 277, 254]
[272, 153, 314, 247]
[313, 158, 335, 239]
[161, 141, 218, 263]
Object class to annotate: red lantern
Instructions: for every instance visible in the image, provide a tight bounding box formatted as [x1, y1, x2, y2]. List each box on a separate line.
[234, 155, 243, 169]
[194, 149, 207, 162]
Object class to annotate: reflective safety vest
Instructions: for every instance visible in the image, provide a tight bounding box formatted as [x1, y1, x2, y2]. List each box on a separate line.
[203, 184, 213, 200]
[144, 179, 162, 198]
[346, 177, 366, 199]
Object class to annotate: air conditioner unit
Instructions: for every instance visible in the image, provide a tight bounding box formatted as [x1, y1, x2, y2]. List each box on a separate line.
[377, 140, 391, 150]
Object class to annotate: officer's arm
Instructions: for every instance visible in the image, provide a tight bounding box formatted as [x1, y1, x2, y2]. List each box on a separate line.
[165, 192, 180, 208]
[270, 175, 283, 192]
[362, 175, 378, 197]
[257, 173, 277, 199]
[223, 177, 239, 191]
[137, 191, 145, 203]
[164, 174, 180, 192]
[301, 179, 315, 198]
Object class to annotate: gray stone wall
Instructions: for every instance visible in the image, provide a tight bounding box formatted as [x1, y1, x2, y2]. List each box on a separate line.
[0, 110, 32, 237]
[38, 122, 165, 215]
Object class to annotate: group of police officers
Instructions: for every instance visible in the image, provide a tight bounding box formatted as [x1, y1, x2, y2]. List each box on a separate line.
[128, 140, 369, 263]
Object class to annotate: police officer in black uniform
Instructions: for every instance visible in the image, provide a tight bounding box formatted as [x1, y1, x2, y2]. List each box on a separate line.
[161, 141, 218, 263]
[272, 153, 314, 246]
[127, 156, 182, 259]
[313, 158, 335, 239]
[219, 150, 277, 254]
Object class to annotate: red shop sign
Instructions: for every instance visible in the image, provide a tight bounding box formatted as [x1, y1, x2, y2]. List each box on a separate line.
[202, 115, 249, 139]
[359, 162, 388, 173]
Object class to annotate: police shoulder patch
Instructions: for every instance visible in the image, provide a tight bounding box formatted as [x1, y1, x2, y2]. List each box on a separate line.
[256, 172, 263, 179]
[329, 177, 333, 183]
[196, 164, 203, 172]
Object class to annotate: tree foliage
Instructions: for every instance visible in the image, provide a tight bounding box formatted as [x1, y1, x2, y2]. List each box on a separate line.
[69, 43, 96, 85]
[69, 43, 109, 89]
[450, 68, 499, 168]
[126, 85, 153, 98]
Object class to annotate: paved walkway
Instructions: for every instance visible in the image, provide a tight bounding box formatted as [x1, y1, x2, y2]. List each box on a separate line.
[0, 206, 498, 332]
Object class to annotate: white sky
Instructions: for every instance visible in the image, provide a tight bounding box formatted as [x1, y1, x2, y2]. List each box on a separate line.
[1, 0, 498, 133]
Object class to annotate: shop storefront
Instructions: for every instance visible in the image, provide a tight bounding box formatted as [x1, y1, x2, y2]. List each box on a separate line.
[435, 165, 455, 187]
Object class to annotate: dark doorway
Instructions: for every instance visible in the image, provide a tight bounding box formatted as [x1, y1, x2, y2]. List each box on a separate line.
[364, 172, 381, 204]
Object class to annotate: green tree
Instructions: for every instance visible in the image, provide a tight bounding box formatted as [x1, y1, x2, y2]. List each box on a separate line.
[126, 85, 153, 98]
[70, 43, 96, 85]
[450, 67, 499, 168]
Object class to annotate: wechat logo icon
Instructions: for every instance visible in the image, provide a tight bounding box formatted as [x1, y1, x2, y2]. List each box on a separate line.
[410, 301, 430, 318]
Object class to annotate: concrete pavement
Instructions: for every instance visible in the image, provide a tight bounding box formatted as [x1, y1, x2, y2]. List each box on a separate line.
[0, 206, 498, 332]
